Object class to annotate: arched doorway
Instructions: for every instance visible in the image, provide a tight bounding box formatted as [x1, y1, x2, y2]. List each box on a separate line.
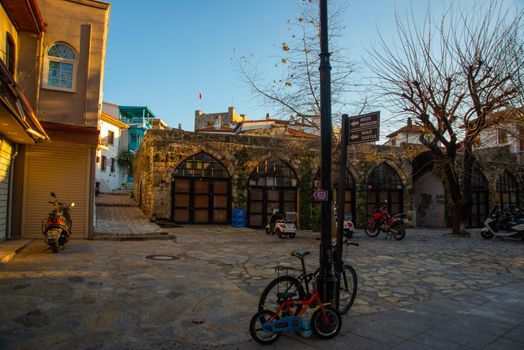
[496, 171, 519, 210]
[172, 152, 231, 224]
[367, 163, 403, 215]
[248, 159, 298, 227]
[412, 152, 446, 227]
[334, 170, 357, 225]
[470, 167, 489, 227]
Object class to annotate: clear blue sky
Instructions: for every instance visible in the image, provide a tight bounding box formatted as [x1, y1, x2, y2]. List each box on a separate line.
[103, 0, 522, 136]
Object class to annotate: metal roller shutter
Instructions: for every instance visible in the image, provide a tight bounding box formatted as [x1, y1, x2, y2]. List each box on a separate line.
[22, 142, 91, 238]
[0, 139, 12, 241]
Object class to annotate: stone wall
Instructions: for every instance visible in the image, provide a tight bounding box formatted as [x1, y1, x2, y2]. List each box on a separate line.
[133, 129, 524, 228]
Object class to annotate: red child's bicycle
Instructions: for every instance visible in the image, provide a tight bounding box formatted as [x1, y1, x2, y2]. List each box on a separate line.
[249, 284, 342, 345]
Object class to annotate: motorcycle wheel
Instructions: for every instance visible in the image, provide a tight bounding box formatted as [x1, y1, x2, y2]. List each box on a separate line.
[275, 228, 283, 239]
[365, 218, 380, 237]
[343, 229, 353, 239]
[49, 241, 59, 253]
[481, 230, 494, 239]
[391, 222, 406, 240]
[265, 226, 271, 235]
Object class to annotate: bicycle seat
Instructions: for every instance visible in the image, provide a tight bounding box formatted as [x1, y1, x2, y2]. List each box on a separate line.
[291, 251, 310, 259]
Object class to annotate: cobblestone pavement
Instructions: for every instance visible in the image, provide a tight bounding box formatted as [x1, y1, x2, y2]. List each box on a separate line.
[0, 225, 523, 349]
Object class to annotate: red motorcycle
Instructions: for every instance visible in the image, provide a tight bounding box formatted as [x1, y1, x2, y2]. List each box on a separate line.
[365, 206, 407, 240]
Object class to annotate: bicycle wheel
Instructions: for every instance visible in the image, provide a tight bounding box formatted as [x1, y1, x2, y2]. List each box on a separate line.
[365, 218, 380, 237]
[258, 275, 306, 314]
[338, 265, 357, 315]
[391, 222, 406, 240]
[311, 306, 342, 339]
[249, 310, 281, 345]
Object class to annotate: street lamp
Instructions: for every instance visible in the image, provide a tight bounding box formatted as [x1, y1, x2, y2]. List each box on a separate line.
[316, 0, 336, 304]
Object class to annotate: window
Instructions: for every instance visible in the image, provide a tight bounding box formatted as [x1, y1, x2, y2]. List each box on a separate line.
[101, 156, 106, 171]
[174, 152, 229, 178]
[110, 158, 115, 173]
[45, 43, 76, 90]
[131, 133, 138, 144]
[5, 34, 15, 75]
[108, 130, 114, 145]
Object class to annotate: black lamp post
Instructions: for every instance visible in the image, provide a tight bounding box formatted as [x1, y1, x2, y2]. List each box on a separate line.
[317, 0, 336, 304]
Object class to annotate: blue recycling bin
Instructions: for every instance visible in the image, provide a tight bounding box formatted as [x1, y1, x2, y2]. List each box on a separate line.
[232, 208, 246, 227]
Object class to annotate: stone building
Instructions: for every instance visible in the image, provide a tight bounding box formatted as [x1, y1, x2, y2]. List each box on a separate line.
[133, 128, 524, 229]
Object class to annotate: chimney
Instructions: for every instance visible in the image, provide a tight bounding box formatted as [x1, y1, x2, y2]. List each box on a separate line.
[407, 117, 412, 127]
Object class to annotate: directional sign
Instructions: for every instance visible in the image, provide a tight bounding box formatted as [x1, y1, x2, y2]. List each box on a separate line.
[313, 189, 329, 202]
[348, 112, 380, 131]
[348, 127, 379, 144]
[348, 111, 380, 144]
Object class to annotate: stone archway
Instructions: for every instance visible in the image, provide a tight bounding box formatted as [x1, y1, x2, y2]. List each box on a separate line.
[247, 158, 298, 228]
[412, 152, 446, 227]
[172, 152, 231, 224]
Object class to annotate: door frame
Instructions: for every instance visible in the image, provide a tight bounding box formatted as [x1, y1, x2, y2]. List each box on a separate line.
[247, 186, 297, 228]
[171, 176, 231, 224]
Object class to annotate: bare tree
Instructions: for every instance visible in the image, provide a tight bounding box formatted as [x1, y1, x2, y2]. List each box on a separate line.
[236, 0, 354, 129]
[369, 1, 524, 233]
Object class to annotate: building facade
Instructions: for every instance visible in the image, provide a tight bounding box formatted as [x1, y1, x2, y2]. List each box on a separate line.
[8, 0, 110, 240]
[133, 129, 523, 230]
[96, 112, 129, 192]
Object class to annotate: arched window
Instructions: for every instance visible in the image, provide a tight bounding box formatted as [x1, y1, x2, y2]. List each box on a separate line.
[496, 171, 519, 211]
[45, 43, 77, 90]
[174, 152, 229, 178]
[367, 163, 403, 215]
[249, 159, 297, 188]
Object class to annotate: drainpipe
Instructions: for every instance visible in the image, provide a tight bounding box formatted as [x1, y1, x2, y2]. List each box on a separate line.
[35, 31, 45, 114]
[82, 24, 92, 126]
[6, 144, 18, 240]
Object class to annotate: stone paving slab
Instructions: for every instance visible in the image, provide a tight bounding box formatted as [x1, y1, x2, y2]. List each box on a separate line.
[1, 225, 524, 349]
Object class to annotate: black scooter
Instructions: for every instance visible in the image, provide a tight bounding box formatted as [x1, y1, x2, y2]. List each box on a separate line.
[42, 192, 75, 253]
[481, 205, 524, 240]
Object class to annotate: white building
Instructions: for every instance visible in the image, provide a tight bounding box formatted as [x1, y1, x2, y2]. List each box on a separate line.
[383, 118, 424, 146]
[96, 112, 129, 192]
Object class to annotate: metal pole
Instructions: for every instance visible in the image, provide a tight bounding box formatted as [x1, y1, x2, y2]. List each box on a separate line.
[317, 0, 336, 304]
[335, 115, 349, 310]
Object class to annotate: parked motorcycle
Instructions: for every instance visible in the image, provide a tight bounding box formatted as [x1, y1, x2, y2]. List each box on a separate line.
[42, 192, 75, 253]
[481, 205, 524, 240]
[365, 205, 407, 240]
[265, 209, 297, 239]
